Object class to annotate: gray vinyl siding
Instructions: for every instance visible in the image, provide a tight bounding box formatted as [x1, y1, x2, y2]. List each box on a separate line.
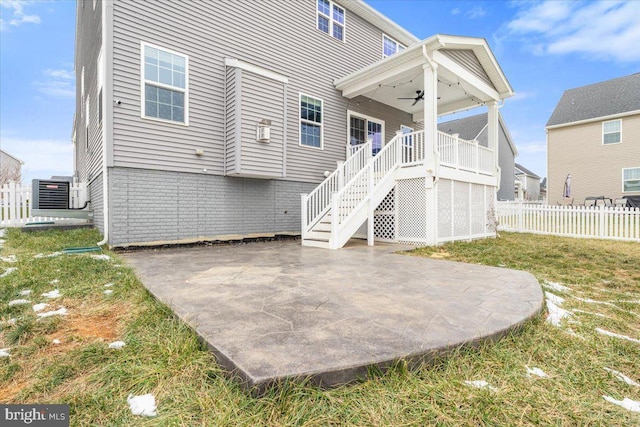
[475, 122, 515, 201]
[224, 67, 238, 174]
[108, 167, 316, 246]
[110, 0, 416, 184]
[89, 173, 103, 233]
[224, 68, 286, 178]
[74, 0, 103, 183]
[440, 49, 494, 89]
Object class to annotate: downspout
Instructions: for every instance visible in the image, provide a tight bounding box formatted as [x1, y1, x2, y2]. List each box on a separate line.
[97, 1, 113, 246]
[422, 44, 440, 183]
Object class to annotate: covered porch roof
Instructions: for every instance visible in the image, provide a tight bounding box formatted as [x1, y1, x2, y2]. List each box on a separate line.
[334, 34, 514, 121]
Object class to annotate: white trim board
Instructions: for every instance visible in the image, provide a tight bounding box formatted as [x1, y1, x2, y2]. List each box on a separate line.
[224, 58, 288, 84]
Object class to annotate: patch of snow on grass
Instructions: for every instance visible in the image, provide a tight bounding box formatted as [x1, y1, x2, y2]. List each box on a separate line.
[8, 299, 30, 306]
[596, 328, 640, 344]
[34, 252, 63, 259]
[0, 255, 17, 263]
[19, 290, 32, 296]
[0, 348, 10, 357]
[604, 368, 640, 387]
[49, 279, 59, 285]
[90, 254, 111, 261]
[33, 303, 49, 312]
[543, 281, 571, 293]
[526, 366, 548, 378]
[104, 283, 113, 287]
[127, 394, 157, 417]
[52, 339, 61, 345]
[42, 289, 62, 298]
[602, 396, 640, 413]
[546, 300, 571, 327]
[37, 307, 68, 318]
[545, 292, 565, 305]
[572, 309, 611, 319]
[108, 341, 126, 349]
[0, 229, 6, 237]
[0, 267, 17, 278]
[104, 290, 113, 295]
[464, 380, 497, 391]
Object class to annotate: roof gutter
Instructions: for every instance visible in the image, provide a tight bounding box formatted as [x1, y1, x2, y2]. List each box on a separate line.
[546, 109, 640, 130]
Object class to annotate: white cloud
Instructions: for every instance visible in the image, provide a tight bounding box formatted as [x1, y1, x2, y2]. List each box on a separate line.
[466, 6, 487, 19]
[451, 7, 461, 15]
[0, 137, 73, 182]
[0, 0, 41, 31]
[508, 91, 535, 102]
[33, 68, 75, 98]
[505, 1, 640, 62]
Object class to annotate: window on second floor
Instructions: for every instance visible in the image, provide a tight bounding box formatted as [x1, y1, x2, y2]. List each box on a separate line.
[623, 168, 640, 193]
[603, 119, 621, 145]
[317, 0, 345, 42]
[141, 43, 188, 124]
[382, 34, 404, 58]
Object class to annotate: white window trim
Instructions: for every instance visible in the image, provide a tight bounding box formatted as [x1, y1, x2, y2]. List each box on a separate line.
[382, 34, 405, 58]
[346, 110, 386, 149]
[299, 93, 324, 150]
[140, 41, 189, 126]
[622, 167, 640, 193]
[316, 0, 346, 43]
[602, 118, 622, 145]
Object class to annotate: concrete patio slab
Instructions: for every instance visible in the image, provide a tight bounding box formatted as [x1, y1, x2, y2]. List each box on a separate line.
[122, 239, 544, 391]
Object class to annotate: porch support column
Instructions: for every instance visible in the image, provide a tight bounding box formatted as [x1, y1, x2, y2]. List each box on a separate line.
[422, 61, 438, 170]
[422, 55, 438, 246]
[487, 101, 499, 176]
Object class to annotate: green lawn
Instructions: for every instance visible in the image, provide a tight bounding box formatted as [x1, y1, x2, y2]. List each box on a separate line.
[1, 229, 639, 426]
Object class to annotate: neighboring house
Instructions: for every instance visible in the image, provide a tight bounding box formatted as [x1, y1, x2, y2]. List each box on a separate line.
[546, 73, 640, 205]
[0, 149, 24, 185]
[514, 163, 541, 201]
[74, 0, 513, 248]
[539, 177, 547, 203]
[438, 112, 518, 201]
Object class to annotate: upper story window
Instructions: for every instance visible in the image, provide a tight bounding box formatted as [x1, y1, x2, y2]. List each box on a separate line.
[300, 94, 323, 149]
[141, 43, 188, 124]
[382, 34, 404, 58]
[623, 168, 640, 193]
[317, 0, 345, 42]
[603, 119, 621, 144]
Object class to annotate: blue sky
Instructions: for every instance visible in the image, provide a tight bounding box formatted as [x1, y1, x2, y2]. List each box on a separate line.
[1, 0, 639, 184]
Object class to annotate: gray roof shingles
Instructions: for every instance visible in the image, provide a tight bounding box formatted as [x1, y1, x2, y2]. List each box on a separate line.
[546, 73, 640, 127]
[515, 163, 540, 179]
[438, 113, 487, 141]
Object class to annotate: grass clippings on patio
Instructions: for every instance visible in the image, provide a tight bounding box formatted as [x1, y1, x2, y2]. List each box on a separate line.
[0, 229, 639, 426]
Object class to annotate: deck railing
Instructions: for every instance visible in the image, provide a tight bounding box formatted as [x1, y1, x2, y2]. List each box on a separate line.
[437, 131, 494, 175]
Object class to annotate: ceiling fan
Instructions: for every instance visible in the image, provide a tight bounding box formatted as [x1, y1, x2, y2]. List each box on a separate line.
[397, 90, 424, 106]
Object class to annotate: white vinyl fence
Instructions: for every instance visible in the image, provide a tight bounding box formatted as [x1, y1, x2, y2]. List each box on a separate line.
[496, 201, 640, 242]
[0, 182, 88, 227]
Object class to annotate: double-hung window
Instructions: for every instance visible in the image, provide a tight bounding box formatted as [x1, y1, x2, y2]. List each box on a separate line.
[317, 0, 345, 41]
[300, 94, 323, 148]
[603, 119, 621, 144]
[382, 34, 404, 58]
[142, 43, 188, 124]
[623, 168, 640, 193]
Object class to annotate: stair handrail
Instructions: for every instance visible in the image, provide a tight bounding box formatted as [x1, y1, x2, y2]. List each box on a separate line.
[331, 134, 402, 233]
[302, 141, 371, 232]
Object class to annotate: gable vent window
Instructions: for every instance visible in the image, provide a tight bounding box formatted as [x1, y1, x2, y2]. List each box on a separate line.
[317, 0, 345, 42]
[141, 43, 188, 125]
[603, 119, 621, 145]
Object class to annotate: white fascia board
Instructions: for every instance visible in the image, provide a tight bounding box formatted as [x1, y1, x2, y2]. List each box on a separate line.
[545, 109, 640, 130]
[433, 50, 500, 101]
[224, 58, 288, 84]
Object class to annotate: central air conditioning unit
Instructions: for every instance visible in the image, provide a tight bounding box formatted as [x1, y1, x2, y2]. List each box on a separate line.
[32, 179, 70, 210]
